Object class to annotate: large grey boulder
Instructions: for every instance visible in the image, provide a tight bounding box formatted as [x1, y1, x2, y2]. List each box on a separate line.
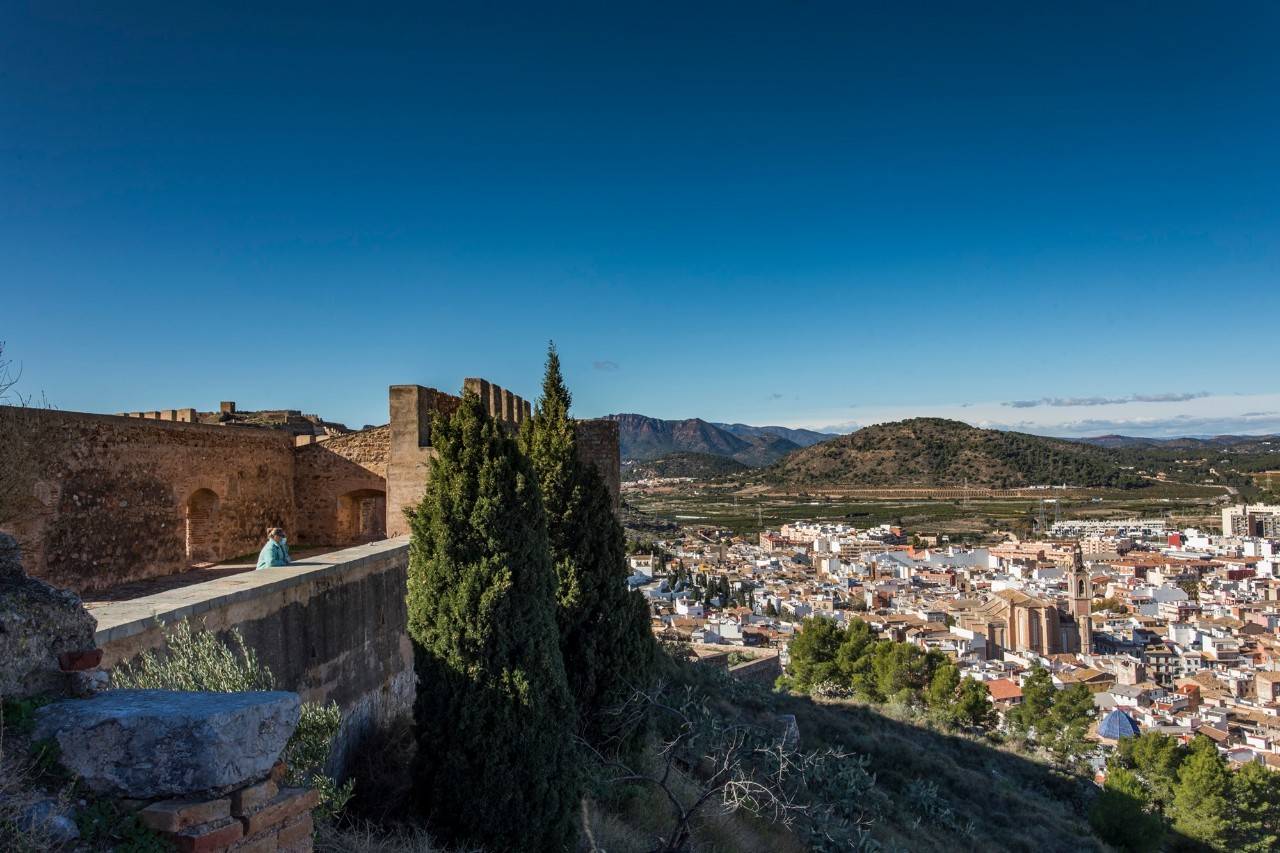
[34, 689, 301, 798]
[0, 532, 97, 698]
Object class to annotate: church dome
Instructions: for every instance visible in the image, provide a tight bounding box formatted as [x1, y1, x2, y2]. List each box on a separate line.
[1099, 708, 1140, 740]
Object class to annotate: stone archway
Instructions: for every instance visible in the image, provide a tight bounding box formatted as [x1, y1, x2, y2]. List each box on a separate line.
[336, 489, 386, 544]
[185, 488, 220, 562]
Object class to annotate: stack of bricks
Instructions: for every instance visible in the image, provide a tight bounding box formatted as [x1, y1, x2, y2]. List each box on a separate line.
[136, 763, 318, 853]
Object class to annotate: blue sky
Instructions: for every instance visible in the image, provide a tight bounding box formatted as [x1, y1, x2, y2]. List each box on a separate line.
[3, 2, 1278, 436]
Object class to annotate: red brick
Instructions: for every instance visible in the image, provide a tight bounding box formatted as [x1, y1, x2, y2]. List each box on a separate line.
[140, 797, 231, 833]
[229, 830, 278, 853]
[275, 813, 313, 852]
[58, 648, 103, 671]
[172, 817, 244, 853]
[239, 788, 319, 837]
[231, 779, 279, 816]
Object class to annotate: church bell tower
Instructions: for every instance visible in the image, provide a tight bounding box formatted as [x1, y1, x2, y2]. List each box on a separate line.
[1069, 546, 1091, 654]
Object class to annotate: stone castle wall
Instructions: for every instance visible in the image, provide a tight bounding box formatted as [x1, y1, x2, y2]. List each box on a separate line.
[1, 407, 297, 592]
[2, 376, 620, 591]
[574, 419, 621, 507]
[293, 426, 390, 546]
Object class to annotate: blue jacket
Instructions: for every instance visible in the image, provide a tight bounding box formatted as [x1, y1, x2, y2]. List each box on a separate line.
[256, 539, 290, 570]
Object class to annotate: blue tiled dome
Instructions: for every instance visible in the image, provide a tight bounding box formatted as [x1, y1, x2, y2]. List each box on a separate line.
[1099, 709, 1140, 740]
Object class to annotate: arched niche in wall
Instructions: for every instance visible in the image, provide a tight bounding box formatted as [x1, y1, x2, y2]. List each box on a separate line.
[336, 489, 386, 544]
[185, 488, 220, 562]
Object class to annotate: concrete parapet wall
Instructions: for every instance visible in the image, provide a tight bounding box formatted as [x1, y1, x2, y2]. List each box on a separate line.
[91, 538, 414, 776]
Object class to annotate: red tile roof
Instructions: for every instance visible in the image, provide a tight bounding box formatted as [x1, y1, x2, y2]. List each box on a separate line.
[986, 678, 1023, 702]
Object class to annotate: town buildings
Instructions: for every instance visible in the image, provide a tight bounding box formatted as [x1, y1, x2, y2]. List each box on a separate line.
[641, 502, 1280, 773]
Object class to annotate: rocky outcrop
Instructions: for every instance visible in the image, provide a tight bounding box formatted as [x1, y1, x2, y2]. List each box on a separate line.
[34, 689, 301, 798]
[0, 532, 97, 698]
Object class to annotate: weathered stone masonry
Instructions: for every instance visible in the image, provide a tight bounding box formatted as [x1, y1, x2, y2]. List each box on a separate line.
[1, 408, 298, 592]
[2, 376, 621, 592]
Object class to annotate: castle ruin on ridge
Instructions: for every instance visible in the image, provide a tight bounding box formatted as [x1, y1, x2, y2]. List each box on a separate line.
[0, 377, 620, 593]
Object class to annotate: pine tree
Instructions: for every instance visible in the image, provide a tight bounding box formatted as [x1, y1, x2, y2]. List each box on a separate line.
[1115, 731, 1186, 814]
[520, 342, 656, 743]
[1008, 665, 1055, 738]
[1046, 683, 1096, 767]
[1171, 736, 1231, 850]
[1229, 760, 1280, 852]
[924, 660, 961, 711]
[784, 616, 845, 691]
[1089, 766, 1164, 853]
[407, 393, 577, 852]
[951, 677, 995, 729]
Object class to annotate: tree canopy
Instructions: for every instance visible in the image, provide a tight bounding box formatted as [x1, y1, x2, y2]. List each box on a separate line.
[407, 393, 578, 851]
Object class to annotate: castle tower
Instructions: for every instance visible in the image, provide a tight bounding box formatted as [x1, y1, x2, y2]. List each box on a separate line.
[1069, 546, 1092, 654]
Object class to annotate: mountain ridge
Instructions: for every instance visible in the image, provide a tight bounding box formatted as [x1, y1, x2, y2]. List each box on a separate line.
[602, 413, 832, 467]
[766, 417, 1147, 488]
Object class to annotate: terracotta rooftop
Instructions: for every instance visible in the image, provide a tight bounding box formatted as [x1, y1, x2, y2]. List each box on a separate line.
[986, 678, 1023, 702]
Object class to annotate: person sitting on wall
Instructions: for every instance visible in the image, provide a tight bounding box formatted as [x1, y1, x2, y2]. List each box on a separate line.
[256, 527, 291, 570]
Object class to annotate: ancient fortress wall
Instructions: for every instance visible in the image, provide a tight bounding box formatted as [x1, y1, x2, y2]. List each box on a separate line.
[91, 538, 413, 775]
[1, 407, 297, 592]
[574, 419, 621, 507]
[293, 426, 390, 546]
[2, 377, 619, 591]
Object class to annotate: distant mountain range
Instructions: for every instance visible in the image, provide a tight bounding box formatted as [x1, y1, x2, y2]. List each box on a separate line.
[1077, 433, 1280, 451]
[602, 414, 836, 467]
[711, 422, 834, 448]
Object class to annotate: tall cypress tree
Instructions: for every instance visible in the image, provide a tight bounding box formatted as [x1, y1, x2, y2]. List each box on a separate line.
[407, 393, 577, 852]
[521, 342, 656, 743]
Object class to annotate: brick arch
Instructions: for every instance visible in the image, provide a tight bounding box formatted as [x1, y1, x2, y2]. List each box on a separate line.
[185, 488, 220, 562]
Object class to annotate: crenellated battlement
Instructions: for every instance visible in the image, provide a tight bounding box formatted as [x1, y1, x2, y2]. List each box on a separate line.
[463, 378, 531, 428]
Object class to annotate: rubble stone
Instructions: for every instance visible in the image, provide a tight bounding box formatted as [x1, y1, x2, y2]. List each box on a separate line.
[33, 689, 300, 798]
[0, 532, 97, 698]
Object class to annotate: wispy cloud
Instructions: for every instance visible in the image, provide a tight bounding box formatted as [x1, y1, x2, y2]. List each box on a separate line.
[593, 360, 620, 371]
[814, 420, 860, 433]
[1003, 391, 1210, 409]
[988, 411, 1280, 438]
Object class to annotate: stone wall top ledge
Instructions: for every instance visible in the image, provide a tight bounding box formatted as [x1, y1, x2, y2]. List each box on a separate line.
[91, 537, 410, 646]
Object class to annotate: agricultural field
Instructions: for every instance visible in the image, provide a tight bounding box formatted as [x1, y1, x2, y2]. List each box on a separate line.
[624, 480, 1228, 539]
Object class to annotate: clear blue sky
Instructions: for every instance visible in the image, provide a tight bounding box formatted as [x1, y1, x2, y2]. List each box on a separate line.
[3, 2, 1278, 436]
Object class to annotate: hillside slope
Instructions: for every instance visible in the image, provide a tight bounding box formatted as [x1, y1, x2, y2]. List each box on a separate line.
[622, 452, 751, 481]
[604, 414, 802, 466]
[767, 417, 1145, 488]
[582, 662, 1105, 852]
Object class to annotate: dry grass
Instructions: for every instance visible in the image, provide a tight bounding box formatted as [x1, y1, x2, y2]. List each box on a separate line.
[314, 819, 461, 853]
[0, 714, 70, 852]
